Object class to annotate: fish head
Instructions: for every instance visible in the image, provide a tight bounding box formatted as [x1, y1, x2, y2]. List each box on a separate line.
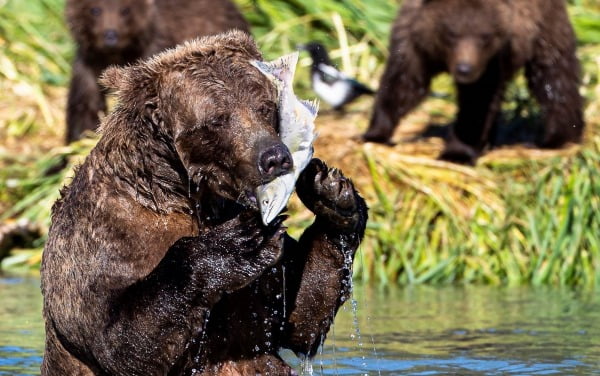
[256, 175, 295, 225]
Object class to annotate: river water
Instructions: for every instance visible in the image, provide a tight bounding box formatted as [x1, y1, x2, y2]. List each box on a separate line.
[1, 275, 599, 375]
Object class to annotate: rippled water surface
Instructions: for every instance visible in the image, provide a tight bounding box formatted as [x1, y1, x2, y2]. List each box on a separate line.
[2, 275, 600, 375]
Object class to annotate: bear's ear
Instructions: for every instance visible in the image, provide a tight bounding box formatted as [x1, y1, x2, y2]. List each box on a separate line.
[99, 65, 129, 92]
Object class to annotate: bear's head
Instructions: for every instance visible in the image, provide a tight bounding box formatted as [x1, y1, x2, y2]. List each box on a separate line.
[100, 31, 292, 210]
[66, 0, 155, 53]
[416, 0, 511, 84]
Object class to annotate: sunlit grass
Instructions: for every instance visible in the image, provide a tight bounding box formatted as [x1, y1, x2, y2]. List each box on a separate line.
[1, 0, 599, 288]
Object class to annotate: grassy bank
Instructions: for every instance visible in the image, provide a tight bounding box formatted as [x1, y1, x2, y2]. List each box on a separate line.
[1, 0, 599, 287]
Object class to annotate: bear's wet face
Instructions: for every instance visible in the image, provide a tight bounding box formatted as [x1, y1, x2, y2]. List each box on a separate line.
[68, 0, 154, 52]
[163, 63, 290, 208]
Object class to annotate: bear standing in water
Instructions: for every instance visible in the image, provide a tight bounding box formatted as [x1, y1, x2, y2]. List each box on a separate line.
[41, 31, 368, 375]
[363, 0, 584, 164]
[65, 0, 249, 143]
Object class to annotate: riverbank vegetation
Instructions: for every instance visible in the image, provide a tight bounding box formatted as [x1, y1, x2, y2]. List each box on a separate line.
[1, 0, 599, 287]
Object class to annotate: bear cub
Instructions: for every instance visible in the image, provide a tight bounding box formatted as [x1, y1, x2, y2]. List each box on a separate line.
[364, 0, 584, 164]
[65, 0, 249, 143]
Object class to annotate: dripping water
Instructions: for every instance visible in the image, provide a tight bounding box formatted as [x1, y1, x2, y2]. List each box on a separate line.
[344, 238, 379, 375]
[330, 312, 338, 376]
[350, 297, 367, 372]
[282, 265, 287, 319]
[187, 169, 193, 201]
[299, 354, 314, 376]
[193, 309, 211, 367]
[359, 247, 382, 376]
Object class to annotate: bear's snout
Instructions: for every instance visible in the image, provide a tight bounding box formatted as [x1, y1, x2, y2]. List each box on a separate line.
[258, 143, 293, 181]
[103, 29, 119, 46]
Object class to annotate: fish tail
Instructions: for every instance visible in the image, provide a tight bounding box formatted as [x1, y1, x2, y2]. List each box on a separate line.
[273, 52, 299, 83]
[250, 60, 284, 89]
[250, 52, 299, 85]
[300, 98, 319, 118]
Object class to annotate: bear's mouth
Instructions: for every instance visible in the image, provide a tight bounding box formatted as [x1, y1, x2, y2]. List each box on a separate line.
[227, 189, 260, 212]
[192, 188, 263, 228]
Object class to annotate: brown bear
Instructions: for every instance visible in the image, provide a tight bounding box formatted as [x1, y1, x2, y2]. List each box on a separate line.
[363, 0, 584, 164]
[41, 31, 368, 375]
[65, 0, 249, 143]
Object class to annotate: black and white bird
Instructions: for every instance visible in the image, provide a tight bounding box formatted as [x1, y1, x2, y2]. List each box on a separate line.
[300, 42, 375, 111]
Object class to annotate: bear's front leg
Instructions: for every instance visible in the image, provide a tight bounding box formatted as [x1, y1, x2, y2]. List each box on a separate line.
[70, 214, 285, 376]
[282, 158, 368, 357]
[66, 59, 106, 143]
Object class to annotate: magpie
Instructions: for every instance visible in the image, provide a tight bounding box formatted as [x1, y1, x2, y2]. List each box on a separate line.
[300, 42, 375, 111]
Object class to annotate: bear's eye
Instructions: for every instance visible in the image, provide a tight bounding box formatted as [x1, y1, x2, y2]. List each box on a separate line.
[257, 103, 277, 122]
[90, 7, 102, 17]
[480, 33, 493, 44]
[445, 31, 458, 43]
[207, 114, 230, 127]
[120, 7, 131, 17]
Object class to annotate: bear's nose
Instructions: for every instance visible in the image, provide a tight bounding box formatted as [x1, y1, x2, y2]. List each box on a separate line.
[455, 62, 473, 76]
[258, 143, 293, 180]
[104, 30, 119, 46]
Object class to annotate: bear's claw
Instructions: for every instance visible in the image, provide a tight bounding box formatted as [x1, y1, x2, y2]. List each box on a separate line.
[296, 158, 365, 232]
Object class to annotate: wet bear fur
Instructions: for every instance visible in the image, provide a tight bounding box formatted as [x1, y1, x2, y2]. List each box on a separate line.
[65, 0, 249, 143]
[363, 0, 584, 164]
[41, 31, 368, 376]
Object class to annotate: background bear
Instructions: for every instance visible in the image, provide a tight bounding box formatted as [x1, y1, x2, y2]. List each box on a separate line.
[41, 31, 368, 375]
[65, 0, 249, 143]
[363, 0, 584, 164]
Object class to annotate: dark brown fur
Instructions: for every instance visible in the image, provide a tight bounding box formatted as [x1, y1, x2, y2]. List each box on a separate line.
[41, 31, 368, 376]
[65, 0, 249, 143]
[363, 0, 584, 164]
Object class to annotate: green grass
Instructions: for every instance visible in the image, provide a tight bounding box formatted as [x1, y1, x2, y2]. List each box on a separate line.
[354, 134, 600, 287]
[1, 0, 600, 287]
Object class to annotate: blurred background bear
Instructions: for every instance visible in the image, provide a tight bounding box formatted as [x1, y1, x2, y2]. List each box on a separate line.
[64, 0, 249, 143]
[363, 0, 584, 165]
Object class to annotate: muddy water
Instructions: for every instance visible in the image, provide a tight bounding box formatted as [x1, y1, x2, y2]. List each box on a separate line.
[1, 276, 599, 375]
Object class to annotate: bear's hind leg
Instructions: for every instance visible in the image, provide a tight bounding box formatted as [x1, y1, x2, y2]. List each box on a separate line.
[525, 18, 584, 148]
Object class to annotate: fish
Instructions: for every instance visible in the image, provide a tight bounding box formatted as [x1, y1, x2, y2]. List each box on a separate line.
[251, 52, 319, 225]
